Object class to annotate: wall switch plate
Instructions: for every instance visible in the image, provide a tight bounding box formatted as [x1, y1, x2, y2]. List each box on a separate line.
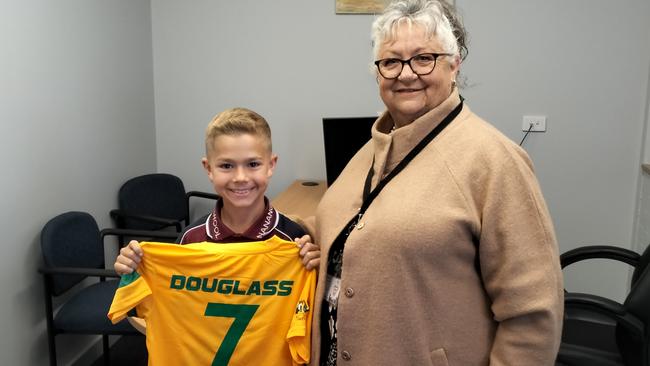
[522, 115, 546, 132]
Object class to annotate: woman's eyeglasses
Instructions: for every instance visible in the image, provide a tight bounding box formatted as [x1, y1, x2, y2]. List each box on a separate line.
[374, 53, 452, 79]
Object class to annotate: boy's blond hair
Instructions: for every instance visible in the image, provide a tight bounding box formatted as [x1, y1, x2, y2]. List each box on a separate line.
[205, 107, 272, 156]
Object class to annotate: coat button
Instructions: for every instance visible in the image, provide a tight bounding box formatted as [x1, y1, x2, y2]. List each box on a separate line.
[344, 287, 354, 297]
[341, 350, 351, 361]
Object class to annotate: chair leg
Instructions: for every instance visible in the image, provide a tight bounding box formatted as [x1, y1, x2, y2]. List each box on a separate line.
[46, 333, 57, 366]
[102, 335, 110, 365]
[42, 279, 57, 366]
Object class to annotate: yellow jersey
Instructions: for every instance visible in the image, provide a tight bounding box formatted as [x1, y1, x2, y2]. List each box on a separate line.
[107, 237, 316, 365]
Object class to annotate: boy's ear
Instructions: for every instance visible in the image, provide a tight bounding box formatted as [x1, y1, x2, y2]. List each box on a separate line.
[268, 154, 278, 177]
[201, 157, 212, 176]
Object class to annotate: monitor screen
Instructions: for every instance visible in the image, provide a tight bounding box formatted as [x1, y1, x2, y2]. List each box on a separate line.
[322, 116, 377, 186]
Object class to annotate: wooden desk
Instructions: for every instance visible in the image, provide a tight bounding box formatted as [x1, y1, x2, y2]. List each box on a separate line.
[271, 180, 327, 219]
[128, 316, 146, 334]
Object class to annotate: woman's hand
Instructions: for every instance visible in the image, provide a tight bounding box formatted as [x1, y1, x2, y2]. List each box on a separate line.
[114, 240, 143, 275]
[295, 235, 320, 271]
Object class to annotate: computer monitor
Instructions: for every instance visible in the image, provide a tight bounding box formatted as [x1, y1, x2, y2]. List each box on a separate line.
[322, 116, 377, 186]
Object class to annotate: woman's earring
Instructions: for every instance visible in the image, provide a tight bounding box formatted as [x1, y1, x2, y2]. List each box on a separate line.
[451, 79, 457, 91]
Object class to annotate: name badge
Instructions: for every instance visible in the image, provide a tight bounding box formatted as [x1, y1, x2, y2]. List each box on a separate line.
[325, 275, 341, 308]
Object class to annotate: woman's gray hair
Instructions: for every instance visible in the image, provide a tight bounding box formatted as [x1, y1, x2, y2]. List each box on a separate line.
[371, 0, 468, 62]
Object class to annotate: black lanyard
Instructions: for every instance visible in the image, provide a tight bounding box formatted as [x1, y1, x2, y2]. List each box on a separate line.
[355, 100, 464, 228]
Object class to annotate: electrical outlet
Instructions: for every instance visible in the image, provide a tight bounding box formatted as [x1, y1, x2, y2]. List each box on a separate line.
[522, 115, 546, 132]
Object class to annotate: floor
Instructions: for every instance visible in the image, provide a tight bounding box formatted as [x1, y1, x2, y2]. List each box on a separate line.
[89, 335, 147, 366]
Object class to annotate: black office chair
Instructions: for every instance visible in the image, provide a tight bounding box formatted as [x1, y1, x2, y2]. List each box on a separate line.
[556, 244, 650, 366]
[39, 211, 178, 366]
[110, 173, 218, 237]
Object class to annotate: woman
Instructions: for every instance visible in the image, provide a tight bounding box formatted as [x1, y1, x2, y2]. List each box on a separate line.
[302, 0, 564, 364]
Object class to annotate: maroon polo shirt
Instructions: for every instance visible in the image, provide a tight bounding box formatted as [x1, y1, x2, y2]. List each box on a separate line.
[178, 197, 306, 244]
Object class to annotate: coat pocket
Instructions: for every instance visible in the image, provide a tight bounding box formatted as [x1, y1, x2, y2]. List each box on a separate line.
[430, 348, 449, 366]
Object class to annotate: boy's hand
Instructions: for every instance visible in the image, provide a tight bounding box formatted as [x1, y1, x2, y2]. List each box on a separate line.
[114, 240, 143, 275]
[295, 235, 320, 271]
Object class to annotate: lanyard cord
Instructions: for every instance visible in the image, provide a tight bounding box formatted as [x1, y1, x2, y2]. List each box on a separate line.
[360, 100, 464, 210]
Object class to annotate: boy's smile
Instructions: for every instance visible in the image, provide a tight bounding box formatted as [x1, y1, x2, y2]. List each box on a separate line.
[227, 186, 259, 202]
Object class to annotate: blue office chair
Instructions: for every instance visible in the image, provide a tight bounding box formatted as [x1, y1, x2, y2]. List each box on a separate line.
[110, 173, 218, 239]
[39, 211, 177, 366]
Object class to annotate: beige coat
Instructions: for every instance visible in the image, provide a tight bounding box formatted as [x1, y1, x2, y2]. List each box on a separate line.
[308, 91, 563, 365]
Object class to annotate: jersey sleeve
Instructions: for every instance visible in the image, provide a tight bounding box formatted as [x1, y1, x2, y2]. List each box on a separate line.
[286, 271, 317, 364]
[107, 272, 152, 324]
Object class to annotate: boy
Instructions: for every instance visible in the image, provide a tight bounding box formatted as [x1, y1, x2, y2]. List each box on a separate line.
[109, 107, 320, 364]
[114, 107, 320, 272]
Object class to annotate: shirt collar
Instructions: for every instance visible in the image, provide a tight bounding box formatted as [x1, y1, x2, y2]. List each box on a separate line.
[371, 89, 462, 179]
[206, 197, 278, 242]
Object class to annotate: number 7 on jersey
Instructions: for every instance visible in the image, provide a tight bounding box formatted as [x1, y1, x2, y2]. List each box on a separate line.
[204, 302, 260, 366]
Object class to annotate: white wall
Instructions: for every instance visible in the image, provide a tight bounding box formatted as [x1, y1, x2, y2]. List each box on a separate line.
[0, 1, 156, 364]
[635, 171, 650, 254]
[633, 59, 650, 255]
[152, 0, 650, 301]
[151, 0, 383, 198]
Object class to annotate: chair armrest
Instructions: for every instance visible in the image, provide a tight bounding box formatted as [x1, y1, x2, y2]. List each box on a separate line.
[561, 245, 640, 268]
[565, 292, 626, 315]
[101, 228, 179, 249]
[100, 228, 179, 241]
[109, 209, 182, 231]
[565, 292, 645, 335]
[186, 190, 220, 201]
[38, 266, 120, 278]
